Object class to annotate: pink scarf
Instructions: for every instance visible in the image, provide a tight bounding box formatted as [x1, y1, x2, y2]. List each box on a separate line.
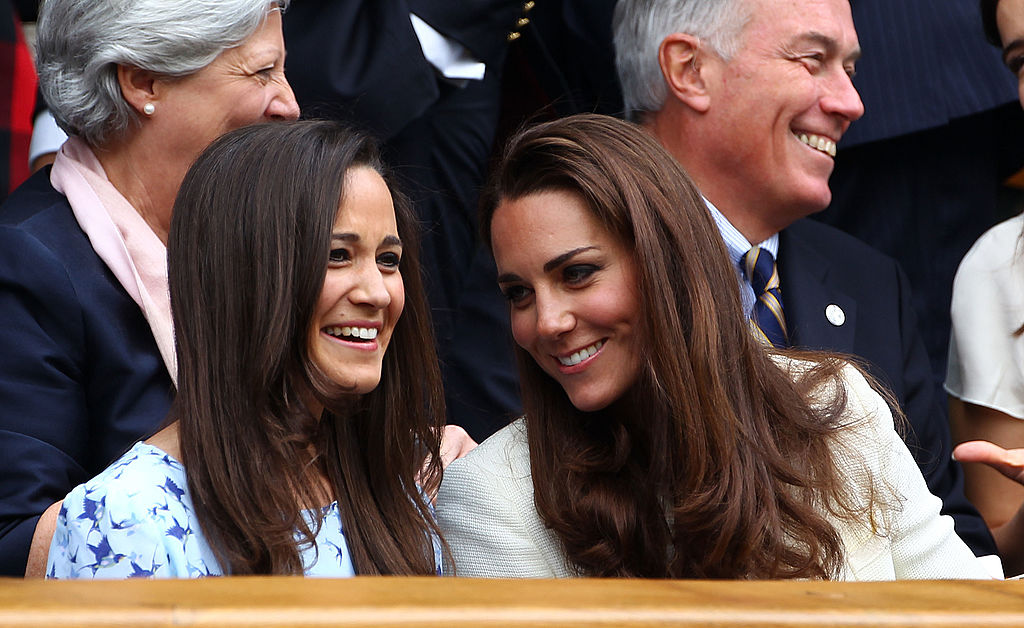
[49, 137, 177, 383]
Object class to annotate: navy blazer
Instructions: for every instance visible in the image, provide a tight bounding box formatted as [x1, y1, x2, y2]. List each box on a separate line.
[0, 170, 174, 575]
[779, 218, 996, 556]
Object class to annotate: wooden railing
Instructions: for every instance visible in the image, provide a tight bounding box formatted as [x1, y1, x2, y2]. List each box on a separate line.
[2, 577, 1024, 627]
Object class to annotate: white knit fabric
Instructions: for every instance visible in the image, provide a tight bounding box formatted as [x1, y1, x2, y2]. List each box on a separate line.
[436, 358, 1001, 580]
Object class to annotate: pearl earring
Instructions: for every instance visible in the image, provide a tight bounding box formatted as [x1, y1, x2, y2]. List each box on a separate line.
[143, 102, 155, 116]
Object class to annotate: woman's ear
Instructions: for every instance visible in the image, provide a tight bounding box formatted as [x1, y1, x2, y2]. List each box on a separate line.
[658, 33, 712, 113]
[117, 65, 158, 116]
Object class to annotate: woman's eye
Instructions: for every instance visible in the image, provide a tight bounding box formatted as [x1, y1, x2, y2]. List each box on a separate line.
[377, 251, 401, 269]
[1010, 56, 1024, 76]
[564, 264, 598, 284]
[328, 248, 350, 264]
[501, 285, 531, 304]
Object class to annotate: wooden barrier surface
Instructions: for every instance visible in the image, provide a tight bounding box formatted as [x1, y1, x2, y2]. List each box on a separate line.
[2, 577, 1024, 627]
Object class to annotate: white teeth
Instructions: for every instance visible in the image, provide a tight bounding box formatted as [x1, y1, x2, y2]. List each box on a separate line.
[558, 340, 604, 366]
[327, 326, 378, 340]
[796, 133, 837, 157]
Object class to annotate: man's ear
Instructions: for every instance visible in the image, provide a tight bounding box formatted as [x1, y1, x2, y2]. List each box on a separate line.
[658, 33, 712, 113]
[117, 65, 159, 115]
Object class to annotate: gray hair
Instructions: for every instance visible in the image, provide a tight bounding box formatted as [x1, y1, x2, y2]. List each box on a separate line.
[613, 0, 750, 120]
[36, 0, 289, 147]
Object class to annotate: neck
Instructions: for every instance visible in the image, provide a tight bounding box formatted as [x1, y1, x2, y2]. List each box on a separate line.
[606, 385, 644, 423]
[645, 112, 782, 244]
[93, 136, 183, 244]
[146, 421, 181, 460]
[702, 193, 780, 245]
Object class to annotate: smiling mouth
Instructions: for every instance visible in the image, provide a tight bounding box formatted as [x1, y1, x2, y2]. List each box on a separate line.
[794, 132, 837, 157]
[557, 340, 605, 366]
[324, 326, 378, 343]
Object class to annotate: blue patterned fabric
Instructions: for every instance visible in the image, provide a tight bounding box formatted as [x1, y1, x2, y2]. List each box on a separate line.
[45, 442, 359, 578]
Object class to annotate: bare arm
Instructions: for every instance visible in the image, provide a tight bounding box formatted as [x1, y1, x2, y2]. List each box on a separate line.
[24, 501, 63, 578]
[952, 433, 1024, 576]
[949, 397, 1024, 529]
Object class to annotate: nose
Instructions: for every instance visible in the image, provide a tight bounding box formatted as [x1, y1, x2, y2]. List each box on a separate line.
[534, 291, 575, 339]
[821, 71, 864, 125]
[267, 76, 300, 121]
[349, 264, 392, 309]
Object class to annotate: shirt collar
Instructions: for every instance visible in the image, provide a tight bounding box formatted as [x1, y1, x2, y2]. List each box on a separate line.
[704, 197, 779, 263]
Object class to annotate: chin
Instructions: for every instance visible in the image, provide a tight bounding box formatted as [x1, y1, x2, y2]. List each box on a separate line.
[566, 391, 614, 413]
[352, 377, 383, 395]
[813, 186, 833, 211]
[329, 371, 382, 395]
[788, 185, 833, 218]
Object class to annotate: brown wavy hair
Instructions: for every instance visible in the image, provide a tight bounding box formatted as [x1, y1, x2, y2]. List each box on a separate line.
[480, 113, 879, 579]
[167, 120, 446, 575]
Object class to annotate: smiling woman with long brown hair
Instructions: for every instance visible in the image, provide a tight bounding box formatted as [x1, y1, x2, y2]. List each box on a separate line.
[435, 113, 998, 580]
[45, 120, 447, 578]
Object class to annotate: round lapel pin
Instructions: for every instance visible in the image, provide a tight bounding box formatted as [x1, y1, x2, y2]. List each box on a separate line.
[825, 303, 846, 327]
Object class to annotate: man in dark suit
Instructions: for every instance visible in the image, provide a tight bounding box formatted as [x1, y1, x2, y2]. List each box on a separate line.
[282, 1, 529, 441]
[613, 0, 998, 558]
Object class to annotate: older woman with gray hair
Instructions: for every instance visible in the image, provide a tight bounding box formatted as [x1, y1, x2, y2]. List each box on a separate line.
[0, 0, 299, 576]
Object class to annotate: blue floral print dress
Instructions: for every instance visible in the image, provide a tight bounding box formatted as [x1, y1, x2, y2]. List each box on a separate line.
[45, 442, 359, 578]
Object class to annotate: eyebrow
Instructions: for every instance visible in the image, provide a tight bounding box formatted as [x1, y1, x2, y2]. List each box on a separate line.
[495, 271, 521, 284]
[331, 233, 403, 247]
[794, 31, 862, 63]
[245, 46, 283, 67]
[543, 246, 596, 272]
[496, 246, 597, 283]
[1003, 39, 1024, 65]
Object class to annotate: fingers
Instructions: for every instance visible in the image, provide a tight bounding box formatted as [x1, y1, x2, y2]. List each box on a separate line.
[954, 440, 1010, 464]
[440, 424, 478, 469]
[954, 440, 1024, 484]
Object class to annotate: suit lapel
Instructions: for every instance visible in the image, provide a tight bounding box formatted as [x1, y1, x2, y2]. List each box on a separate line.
[777, 223, 858, 354]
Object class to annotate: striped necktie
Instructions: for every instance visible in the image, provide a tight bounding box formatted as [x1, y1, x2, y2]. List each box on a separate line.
[742, 247, 788, 348]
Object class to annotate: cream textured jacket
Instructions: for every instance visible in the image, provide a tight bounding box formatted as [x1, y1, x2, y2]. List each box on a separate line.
[436, 361, 1001, 580]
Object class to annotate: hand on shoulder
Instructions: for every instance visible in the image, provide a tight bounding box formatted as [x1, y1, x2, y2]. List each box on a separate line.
[440, 425, 477, 469]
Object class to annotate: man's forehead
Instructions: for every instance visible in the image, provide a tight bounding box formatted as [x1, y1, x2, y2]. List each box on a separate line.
[743, 0, 852, 16]
[741, 0, 859, 56]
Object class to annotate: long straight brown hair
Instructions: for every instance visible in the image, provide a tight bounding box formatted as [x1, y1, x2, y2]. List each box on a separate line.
[167, 120, 446, 575]
[480, 114, 880, 579]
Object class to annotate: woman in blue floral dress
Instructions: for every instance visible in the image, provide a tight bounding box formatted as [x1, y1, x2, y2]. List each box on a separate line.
[47, 120, 448, 577]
